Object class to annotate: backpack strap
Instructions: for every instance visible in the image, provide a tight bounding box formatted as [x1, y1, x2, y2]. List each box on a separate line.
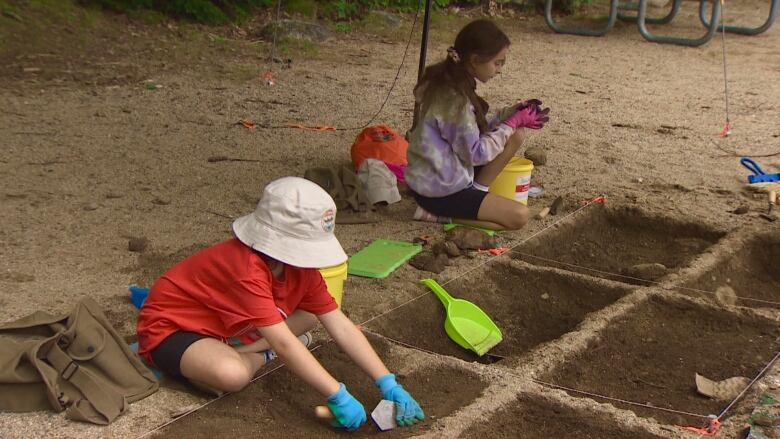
[43, 339, 126, 424]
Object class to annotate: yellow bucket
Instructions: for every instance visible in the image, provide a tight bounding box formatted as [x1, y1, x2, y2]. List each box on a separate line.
[488, 157, 534, 205]
[319, 262, 348, 307]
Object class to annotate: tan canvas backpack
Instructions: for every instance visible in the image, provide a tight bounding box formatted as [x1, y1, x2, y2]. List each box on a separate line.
[0, 298, 158, 424]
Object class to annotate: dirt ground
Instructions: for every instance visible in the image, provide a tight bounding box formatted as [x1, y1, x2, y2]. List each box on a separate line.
[2, 0, 780, 437]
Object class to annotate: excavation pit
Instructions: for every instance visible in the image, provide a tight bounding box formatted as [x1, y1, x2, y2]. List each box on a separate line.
[462, 394, 664, 439]
[543, 294, 780, 425]
[514, 206, 723, 285]
[157, 334, 487, 438]
[684, 234, 780, 308]
[367, 262, 632, 363]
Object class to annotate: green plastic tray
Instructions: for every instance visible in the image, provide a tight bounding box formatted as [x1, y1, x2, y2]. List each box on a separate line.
[347, 239, 423, 279]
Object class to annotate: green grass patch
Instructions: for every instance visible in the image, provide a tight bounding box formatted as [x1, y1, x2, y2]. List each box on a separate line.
[126, 8, 167, 25]
[277, 38, 319, 59]
[285, 0, 318, 17]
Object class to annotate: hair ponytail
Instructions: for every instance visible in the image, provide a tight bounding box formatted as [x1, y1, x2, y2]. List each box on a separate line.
[413, 19, 509, 134]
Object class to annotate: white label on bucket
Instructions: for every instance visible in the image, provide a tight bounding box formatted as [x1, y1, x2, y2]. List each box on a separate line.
[515, 175, 531, 203]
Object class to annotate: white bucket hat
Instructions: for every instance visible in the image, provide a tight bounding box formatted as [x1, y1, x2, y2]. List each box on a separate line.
[232, 177, 348, 268]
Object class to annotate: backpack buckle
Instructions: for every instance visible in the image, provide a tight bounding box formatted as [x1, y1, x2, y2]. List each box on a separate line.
[61, 361, 79, 380]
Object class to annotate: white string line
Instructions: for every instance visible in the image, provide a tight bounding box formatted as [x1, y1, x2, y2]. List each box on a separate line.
[359, 196, 602, 329]
[717, 348, 780, 420]
[514, 252, 780, 306]
[531, 380, 710, 420]
[439, 196, 603, 288]
[361, 329, 710, 421]
[134, 345, 321, 439]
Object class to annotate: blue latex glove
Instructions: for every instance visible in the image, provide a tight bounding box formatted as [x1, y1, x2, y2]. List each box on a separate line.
[376, 374, 425, 426]
[326, 383, 366, 431]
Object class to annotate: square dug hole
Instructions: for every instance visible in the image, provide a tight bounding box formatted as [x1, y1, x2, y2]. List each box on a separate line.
[367, 262, 632, 363]
[544, 295, 780, 426]
[462, 395, 663, 439]
[514, 206, 723, 285]
[684, 234, 780, 308]
[157, 334, 487, 438]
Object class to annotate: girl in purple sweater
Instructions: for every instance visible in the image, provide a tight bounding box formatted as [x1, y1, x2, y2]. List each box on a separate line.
[405, 19, 548, 230]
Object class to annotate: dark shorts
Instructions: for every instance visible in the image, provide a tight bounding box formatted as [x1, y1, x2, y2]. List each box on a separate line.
[151, 331, 208, 379]
[412, 186, 488, 220]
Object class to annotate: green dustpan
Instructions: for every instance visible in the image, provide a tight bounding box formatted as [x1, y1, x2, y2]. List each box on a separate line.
[421, 278, 502, 356]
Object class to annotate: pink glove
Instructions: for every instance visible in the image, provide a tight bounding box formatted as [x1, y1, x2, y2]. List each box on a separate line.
[503, 107, 541, 130]
[503, 100, 550, 130]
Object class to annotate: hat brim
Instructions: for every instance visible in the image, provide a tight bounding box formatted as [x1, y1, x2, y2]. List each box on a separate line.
[232, 214, 348, 268]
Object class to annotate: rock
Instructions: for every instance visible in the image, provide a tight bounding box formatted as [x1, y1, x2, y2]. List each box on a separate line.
[83, 202, 99, 211]
[128, 237, 149, 253]
[715, 285, 738, 306]
[731, 205, 749, 214]
[409, 252, 448, 274]
[620, 262, 669, 281]
[444, 241, 461, 257]
[540, 293, 550, 300]
[446, 228, 497, 250]
[432, 240, 461, 257]
[431, 242, 447, 256]
[258, 20, 332, 43]
[549, 196, 564, 215]
[535, 207, 550, 220]
[151, 197, 170, 205]
[524, 147, 547, 166]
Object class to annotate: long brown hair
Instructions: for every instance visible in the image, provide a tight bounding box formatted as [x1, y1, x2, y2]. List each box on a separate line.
[413, 19, 510, 134]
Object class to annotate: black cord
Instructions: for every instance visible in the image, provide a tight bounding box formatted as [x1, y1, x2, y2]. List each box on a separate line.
[258, 0, 423, 131]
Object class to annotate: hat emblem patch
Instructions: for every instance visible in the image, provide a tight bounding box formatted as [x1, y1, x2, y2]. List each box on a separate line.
[322, 209, 335, 233]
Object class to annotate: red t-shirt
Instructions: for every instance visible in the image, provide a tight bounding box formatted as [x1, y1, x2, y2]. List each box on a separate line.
[136, 238, 338, 364]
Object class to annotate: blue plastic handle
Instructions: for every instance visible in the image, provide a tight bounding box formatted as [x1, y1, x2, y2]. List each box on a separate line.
[740, 157, 766, 176]
[129, 286, 150, 309]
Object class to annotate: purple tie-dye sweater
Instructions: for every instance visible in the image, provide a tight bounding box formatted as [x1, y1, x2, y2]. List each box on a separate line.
[405, 87, 516, 198]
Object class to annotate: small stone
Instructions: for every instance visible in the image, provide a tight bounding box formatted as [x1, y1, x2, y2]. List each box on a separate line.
[128, 237, 149, 253]
[446, 228, 497, 250]
[409, 252, 448, 273]
[83, 202, 99, 211]
[535, 207, 550, 220]
[766, 377, 780, 389]
[105, 192, 123, 199]
[443, 241, 461, 257]
[540, 293, 550, 300]
[731, 205, 749, 215]
[431, 242, 447, 256]
[620, 263, 669, 281]
[715, 285, 737, 307]
[524, 147, 547, 166]
[151, 197, 170, 205]
[549, 196, 565, 215]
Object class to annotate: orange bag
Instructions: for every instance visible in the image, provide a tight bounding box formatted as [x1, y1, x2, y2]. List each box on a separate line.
[350, 125, 408, 170]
